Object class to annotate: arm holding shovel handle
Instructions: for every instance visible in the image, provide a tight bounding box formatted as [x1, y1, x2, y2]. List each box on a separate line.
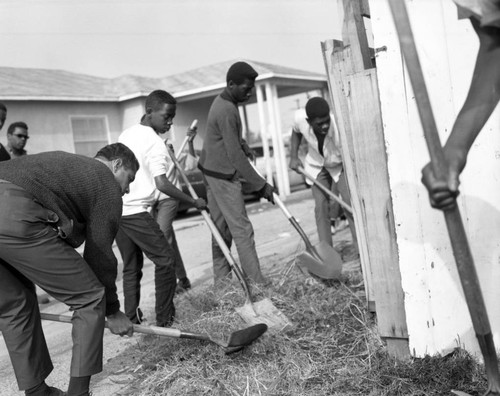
[156, 120, 206, 210]
[388, 1, 500, 394]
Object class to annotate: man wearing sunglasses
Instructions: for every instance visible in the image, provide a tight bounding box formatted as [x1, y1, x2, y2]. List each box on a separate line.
[7, 121, 29, 158]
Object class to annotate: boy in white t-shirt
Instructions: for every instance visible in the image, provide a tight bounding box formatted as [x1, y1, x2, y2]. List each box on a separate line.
[289, 97, 357, 250]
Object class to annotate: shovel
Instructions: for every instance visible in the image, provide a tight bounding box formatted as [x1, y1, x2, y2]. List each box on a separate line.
[388, 1, 500, 395]
[165, 119, 198, 180]
[166, 146, 293, 332]
[297, 166, 353, 215]
[250, 162, 343, 280]
[40, 312, 266, 355]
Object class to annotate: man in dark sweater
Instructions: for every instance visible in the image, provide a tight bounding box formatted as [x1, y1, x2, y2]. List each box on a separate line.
[0, 143, 137, 396]
[198, 61, 275, 285]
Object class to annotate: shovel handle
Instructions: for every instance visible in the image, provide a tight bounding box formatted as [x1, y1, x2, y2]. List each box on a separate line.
[248, 161, 318, 255]
[165, 119, 198, 180]
[40, 312, 183, 338]
[388, 0, 500, 390]
[298, 166, 353, 214]
[166, 145, 254, 304]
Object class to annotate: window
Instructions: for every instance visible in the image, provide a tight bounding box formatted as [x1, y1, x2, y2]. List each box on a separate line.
[71, 116, 109, 157]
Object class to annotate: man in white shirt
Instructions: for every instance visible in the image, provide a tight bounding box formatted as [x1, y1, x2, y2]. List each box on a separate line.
[116, 90, 206, 327]
[289, 97, 356, 249]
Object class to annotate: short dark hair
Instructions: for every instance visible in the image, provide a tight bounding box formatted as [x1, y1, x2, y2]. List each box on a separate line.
[305, 97, 330, 120]
[95, 143, 139, 172]
[226, 61, 258, 84]
[145, 90, 177, 112]
[0, 103, 7, 112]
[7, 121, 28, 135]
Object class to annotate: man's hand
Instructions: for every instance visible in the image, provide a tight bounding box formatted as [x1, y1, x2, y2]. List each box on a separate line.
[421, 147, 466, 211]
[241, 141, 256, 162]
[193, 197, 207, 210]
[107, 310, 134, 337]
[259, 183, 278, 204]
[289, 157, 303, 173]
[187, 124, 197, 143]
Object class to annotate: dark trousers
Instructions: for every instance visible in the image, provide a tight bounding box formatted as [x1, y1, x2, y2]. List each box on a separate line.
[0, 182, 105, 390]
[152, 198, 187, 280]
[115, 212, 176, 326]
[312, 167, 356, 247]
[204, 174, 265, 284]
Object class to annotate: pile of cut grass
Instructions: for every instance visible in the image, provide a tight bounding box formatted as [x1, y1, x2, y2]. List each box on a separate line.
[119, 267, 487, 396]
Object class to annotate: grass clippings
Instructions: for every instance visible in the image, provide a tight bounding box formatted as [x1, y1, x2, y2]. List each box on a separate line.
[112, 264, 488, 396]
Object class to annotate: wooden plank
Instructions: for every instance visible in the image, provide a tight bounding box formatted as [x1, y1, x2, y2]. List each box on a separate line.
[342, 0, 372, 71]
[321, 39, 376, 309]
[360, 0, 370, 17]
[346, 69, 408, 339]
[385, 338, 410, 360]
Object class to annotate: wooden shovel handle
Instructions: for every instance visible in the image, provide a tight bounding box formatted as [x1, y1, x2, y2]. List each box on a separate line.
[40, 312, 183, 338]
[166, 145, 254, 304]
[248, 161, 317, 253]
[165, 119, 198, 180]
[298, 166, 353, 214]
[388, 0, 500, 390]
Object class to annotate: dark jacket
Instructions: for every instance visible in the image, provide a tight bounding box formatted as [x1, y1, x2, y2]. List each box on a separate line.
[0, 143, 10, 161]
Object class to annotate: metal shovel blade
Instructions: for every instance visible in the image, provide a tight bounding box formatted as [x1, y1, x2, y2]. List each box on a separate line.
[451, 391, 473, 396]
[297, 242, 342, 280]
[235, 298, 293, 332]
[223, 323, 268, 354]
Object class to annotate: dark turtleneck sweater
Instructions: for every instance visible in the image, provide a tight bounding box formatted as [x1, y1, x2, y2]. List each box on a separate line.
[198, 89, 266, 192]
[0, 151, 123, 315]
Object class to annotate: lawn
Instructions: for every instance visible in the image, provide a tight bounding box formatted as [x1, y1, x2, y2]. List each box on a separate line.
[103, 246, 488, 396]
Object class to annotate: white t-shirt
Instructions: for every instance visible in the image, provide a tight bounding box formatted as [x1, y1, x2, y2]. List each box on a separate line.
[119, 124, 171, 216]
[156, 137, 198, 201]
[292, 108, 343, 183]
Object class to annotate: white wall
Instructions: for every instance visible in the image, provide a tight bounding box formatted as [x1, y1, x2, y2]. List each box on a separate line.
[370, 0, 500, 358]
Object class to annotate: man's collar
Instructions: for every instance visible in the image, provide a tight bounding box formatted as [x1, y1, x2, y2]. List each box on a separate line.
[220, 88, 237, 104]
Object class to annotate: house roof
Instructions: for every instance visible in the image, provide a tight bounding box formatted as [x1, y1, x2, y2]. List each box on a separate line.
[0, 59, 326, 102]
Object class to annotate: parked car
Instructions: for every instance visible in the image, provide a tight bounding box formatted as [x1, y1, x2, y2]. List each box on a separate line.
[176, 144, 307, 215]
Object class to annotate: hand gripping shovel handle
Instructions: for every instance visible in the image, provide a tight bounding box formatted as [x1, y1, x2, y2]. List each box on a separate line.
[166, 145, 254, 307]
[165, 119, 198, 180]
[297, 166, 353, 214]
[388, 1, 500, 393]
[40, 312, 267, 354]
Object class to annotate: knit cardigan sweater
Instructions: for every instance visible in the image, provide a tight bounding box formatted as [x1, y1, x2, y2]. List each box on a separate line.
[198, 89, 266, 192]
[0, 151, 123, 315]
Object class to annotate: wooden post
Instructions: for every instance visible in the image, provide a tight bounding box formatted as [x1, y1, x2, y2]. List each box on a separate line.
[256, 85, 273, 185]
[265, 82, 287, 199]
[321, 0, 409, 358]
[271, 83, 290, 197]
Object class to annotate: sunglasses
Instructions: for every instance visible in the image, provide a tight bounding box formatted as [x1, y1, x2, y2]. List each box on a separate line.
[13, 134, 29, 139]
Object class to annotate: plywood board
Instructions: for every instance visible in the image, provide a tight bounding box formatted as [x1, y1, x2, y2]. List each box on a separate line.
[370, 0, 500, 358]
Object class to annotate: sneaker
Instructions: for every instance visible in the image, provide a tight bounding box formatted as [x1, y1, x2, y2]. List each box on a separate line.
[175, 277, 191, 294]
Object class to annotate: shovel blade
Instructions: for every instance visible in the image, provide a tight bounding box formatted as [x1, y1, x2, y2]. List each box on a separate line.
[235, 298, 293, 332]
[450, 391, 473, 396]
[224, 323, 268, 354]
[297, 242, 342, 280]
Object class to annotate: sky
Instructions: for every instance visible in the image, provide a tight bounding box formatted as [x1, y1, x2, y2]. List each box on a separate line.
[0, 0, 342, 79]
